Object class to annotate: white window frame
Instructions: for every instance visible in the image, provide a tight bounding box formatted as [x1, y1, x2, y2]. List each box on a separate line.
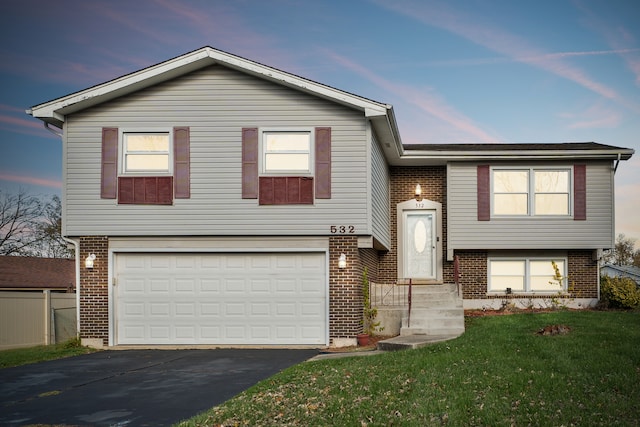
[488, 256, 568, 294]
[259, 128, 314, 176]
[491, 167, 572, 218]
[120, 129, 172, 175]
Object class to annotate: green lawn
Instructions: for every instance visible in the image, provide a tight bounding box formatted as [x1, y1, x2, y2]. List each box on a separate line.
[177, 311, 640, 426]
[0, 338, 96, 369]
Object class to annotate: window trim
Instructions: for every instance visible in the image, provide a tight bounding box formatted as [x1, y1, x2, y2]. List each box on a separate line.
[120, 129, 173, 176]
[488, 256, 568, 294]
[491, 166, 573, 218]
[259, 128, 314, 176]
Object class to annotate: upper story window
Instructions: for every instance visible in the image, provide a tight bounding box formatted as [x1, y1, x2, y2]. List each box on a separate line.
[492, 168, 570, 216]
[122, 132, 171, 174]
[262, 130, 312, 174]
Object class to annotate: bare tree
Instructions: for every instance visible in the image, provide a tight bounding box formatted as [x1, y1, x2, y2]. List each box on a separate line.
[0, 190, 72, 258]
[0, 190, 43, 255]
[602, 233, 638, 266]
[32, 195, 73, 258]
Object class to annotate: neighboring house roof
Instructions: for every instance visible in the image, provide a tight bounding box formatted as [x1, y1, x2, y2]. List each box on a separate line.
[601, 264, 640, 283]
[0, 256, 75, 291]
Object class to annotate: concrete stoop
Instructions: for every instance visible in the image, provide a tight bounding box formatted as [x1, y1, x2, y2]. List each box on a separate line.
[390, 283, 465, 349]
[376, 333, 461, 351]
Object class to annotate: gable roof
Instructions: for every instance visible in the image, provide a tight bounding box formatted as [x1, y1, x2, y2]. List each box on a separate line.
[27, 46, 401, 150]
[0, 256, 75, 291]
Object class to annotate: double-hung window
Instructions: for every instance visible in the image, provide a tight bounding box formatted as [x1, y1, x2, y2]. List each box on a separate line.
[492, 168, 570, 216]
[489, 258, 567, 293]
[122, 132, 171, 174]
[262, 131, 312, 174]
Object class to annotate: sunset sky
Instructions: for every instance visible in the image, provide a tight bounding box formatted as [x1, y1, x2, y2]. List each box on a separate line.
[1, 0, 638, 243]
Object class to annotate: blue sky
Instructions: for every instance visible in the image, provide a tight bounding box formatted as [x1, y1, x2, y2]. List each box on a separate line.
[1, 0, 638, 243]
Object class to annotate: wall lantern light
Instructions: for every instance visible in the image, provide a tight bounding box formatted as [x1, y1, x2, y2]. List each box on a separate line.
[338, 253, 347, 269]
[415, 184, 422, 200]
[85, 253, 96, 269]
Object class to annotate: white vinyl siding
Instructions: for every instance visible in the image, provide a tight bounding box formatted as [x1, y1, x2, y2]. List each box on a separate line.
[447, 161, 615, 257]
[63, 65, 369, 236]
[370, 134, 391, 249]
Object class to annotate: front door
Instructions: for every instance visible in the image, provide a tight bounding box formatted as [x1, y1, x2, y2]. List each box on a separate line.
[403, 210, 437, 279]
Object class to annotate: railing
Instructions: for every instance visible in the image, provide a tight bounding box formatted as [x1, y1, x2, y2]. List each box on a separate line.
[369, 281, 409, 307]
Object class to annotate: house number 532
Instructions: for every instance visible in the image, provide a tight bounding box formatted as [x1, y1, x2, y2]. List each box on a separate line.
[330, 225, 355, 234]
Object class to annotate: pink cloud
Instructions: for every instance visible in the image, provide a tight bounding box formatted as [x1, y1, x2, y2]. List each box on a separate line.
[324, 50, 499, 143]
[559, 104, 622, 129]
[375, 0, 639, 112]
[0, 106, 58, 139]
[0, 173, 62, 189]
[576, 2, 640, 86]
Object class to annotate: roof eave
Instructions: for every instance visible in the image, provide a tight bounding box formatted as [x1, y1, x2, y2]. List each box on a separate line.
[391, 148, 635, 165]
[28, 46, 391, 125]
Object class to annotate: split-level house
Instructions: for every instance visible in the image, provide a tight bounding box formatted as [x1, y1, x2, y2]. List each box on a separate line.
[28, 47, 634, 348]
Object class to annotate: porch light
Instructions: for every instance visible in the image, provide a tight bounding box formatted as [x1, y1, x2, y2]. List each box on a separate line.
[415, 184, 422, 200]
[338, 253, 347, 269]
[85, 253, 96, 269]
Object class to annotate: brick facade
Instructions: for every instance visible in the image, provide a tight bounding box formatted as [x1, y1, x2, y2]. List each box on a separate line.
[568, 250, 599, 298]
[79, 236, 109, 346]
[380, 166, 451, 283]
[329, 236, 364, 341]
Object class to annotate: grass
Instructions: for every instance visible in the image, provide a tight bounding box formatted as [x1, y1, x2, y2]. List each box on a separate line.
[177, 311, 640, 426]
[0, 338, 96, 369]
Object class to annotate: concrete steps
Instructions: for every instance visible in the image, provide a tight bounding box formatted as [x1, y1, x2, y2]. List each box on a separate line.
[398, 283, 465, 341]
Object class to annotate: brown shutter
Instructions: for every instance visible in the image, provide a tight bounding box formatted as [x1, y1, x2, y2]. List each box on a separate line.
[315, 127, 331, 199]
[574, 164, 586, 220]
[118, 177, 173, 205]
[101, 127, 118, 199]
[259, 177, 314, 205]
[174, 127, 190, 198]
[242, 128, 259, 199]
[477, 165, 490, 221]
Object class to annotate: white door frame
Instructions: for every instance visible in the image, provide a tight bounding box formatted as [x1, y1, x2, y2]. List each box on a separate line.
[397, 198, 443, 283]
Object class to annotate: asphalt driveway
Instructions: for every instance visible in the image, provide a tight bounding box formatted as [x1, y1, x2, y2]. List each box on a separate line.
[0, 348, 318, 426]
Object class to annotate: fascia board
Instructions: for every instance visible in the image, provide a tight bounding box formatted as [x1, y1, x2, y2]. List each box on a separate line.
[399, 149, 635, 163]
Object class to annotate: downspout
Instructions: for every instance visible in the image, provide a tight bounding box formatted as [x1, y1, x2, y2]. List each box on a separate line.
[63, 236, 81, 338]
[613, 152, 622, 174]
[46, 120, 78, 335]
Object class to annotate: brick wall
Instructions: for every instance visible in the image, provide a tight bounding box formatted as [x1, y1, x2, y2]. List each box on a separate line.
[329, 236, 364, 339]
[456, 251, 488, 299]
[79, 236, 109, 345]
[568, 250, 598, 298]
[380, 166, 450, 283]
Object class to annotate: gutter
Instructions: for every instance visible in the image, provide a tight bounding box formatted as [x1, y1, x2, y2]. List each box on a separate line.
[63, 237, 81, 337]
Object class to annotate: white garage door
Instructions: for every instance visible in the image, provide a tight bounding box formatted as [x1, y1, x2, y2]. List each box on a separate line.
[114, 252, 326, 345]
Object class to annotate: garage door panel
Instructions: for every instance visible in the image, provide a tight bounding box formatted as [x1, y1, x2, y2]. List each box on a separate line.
[116, 252, 326, 345]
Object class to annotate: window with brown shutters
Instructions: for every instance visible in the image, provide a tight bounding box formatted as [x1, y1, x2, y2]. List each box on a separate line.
[243, 127, 331, 205]
[479, 165, 585, 220]
[100, 127, 190, 205]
